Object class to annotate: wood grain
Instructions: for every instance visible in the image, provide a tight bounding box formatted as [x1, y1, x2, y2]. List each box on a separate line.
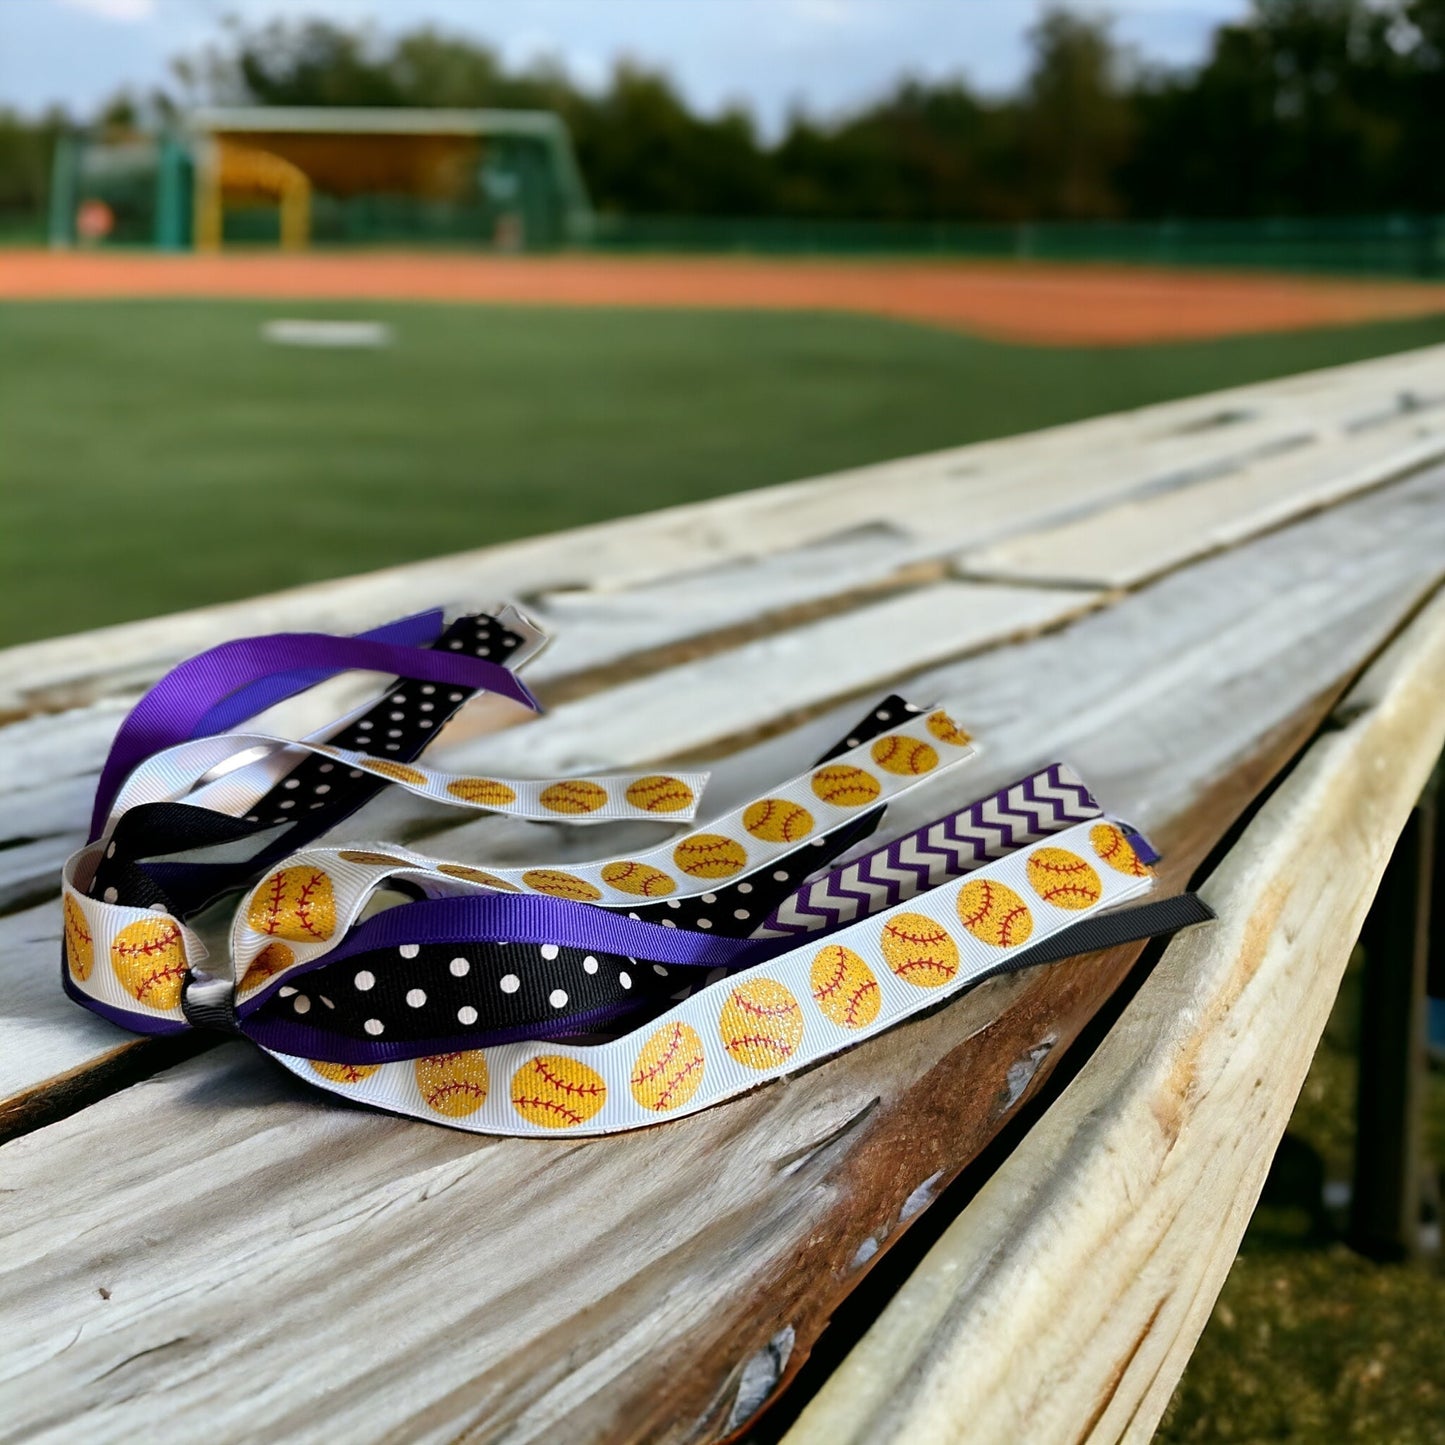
[783, 586, 1445, 1445]
[1, 473, 1442, 1443]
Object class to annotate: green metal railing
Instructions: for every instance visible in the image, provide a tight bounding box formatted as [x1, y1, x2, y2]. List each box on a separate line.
[587, 213, 1445, 278]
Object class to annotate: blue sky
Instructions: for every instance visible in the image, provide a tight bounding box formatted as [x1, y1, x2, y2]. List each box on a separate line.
[1, 0, 1249, 132]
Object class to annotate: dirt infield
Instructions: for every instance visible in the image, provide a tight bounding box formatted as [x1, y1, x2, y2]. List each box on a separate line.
[6, 248, 1445, 345]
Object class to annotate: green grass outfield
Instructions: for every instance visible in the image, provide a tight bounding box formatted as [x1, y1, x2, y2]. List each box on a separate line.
[9, 300, 1445, 648]
[2, 298, 1444, 1436]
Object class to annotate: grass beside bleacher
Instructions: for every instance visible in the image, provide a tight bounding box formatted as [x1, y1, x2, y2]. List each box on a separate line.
[8, 299, 1445, 646]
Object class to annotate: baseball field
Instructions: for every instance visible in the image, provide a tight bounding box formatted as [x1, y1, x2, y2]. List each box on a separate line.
[4, 249, 1445, 1438]
[7, 249, 1445, 650]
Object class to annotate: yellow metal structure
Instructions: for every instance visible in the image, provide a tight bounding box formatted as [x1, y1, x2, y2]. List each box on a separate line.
[194, 137, 312, 252]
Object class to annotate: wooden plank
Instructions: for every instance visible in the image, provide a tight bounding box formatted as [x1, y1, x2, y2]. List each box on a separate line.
[783, 585, 1445, 1445]
[959, 403, 1445, 587]
[3, 345, 1441, 719]
[1, 472, 1442, 1442]
[0, 579, 1098, 915]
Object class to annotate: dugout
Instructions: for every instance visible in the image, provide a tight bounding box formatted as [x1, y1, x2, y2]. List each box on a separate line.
[49, 107, 593, 252]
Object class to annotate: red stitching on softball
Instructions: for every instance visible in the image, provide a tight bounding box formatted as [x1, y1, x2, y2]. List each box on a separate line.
[734, 994, 798, 1020]
[1040, 885, 1098, 905]
[134, 961, 187, 1002]
[530, 1058, 604, 1098]
[633, 1024, 688, 1085]
[725, 1033, 791, 1057]
[959, 882, 995, 928]
[258, 872, 287, 934]
[844, 980, 879, 1026]
[512, 1094, 585, 1126]
[997, 906, 1029, 946]
[656, 1055, 703, 1109]
[813, 952, 848, 1002]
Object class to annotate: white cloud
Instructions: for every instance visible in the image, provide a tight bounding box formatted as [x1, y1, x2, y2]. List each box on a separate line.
[55, 0, 157, 21]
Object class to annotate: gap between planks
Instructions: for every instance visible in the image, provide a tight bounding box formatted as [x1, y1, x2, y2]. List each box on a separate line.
[781, 585, 1445, 1445]
[0, 483, 1443, 1444]
[3, 464, 1445, 1137]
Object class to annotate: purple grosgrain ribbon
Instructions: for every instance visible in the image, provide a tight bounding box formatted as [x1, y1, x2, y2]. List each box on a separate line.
[90, 627, 542, 840]
[236, 891, 785, 1026]
[191, 609, 445, 738]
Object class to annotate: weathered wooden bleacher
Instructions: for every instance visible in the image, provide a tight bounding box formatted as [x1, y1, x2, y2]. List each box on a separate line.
[2, 345, 1443, 1443]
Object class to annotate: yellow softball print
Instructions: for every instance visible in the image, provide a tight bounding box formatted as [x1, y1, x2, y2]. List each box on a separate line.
[742, 798, 815, 844]
[879, 912, 959, 988]
[718, 978, 805, 1071]
[248, 866, 336, 943]
[337, 850, 411, 866]
[870, 734, 939, 776]
[239, 940, 294, 995]
[520, 869, 604, 902]
[630, 1021, 707, 1112]
[445, 777, 518, 808]
[809, 944, 882, 1029]
[361, 760, 428, 786]
[957, 879, 1034, 948]
[600, 860, 676, 897]
[810, 764, 882, 808]
[511, 1055, 608, 1129]
[437, 863, 519, 890]
[415, 1051, 490, 1117]
[673, 833, 749, 880]
[63, 894, 94, 982]
[311, 1059, 380, 1085]
[539, 780, 608, 815]
[1025, 847, 1103, 910]
[1090, 823, 1152, 878]
[110, 917, 188, 1010]
[624, 774, 696, 814]
[925, 710, 972, 747]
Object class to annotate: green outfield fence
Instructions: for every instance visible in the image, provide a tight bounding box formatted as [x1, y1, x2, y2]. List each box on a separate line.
[587, 213, 1445, 278]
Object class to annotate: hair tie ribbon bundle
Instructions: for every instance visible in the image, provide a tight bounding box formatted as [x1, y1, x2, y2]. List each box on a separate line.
[59, 605, 1211, 1136]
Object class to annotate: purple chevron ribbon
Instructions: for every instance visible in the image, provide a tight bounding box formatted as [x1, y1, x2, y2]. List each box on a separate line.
[752, 763, 1104, 939]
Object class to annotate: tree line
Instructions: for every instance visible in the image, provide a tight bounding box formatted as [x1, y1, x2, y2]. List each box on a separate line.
[4, 0, 1445, 226]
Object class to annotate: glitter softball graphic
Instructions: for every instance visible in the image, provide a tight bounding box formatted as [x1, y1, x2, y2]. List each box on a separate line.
[743, 798, 815, 844]
[415, 1051, 491, 1117]
[809, 944, 881, 1028]
[239, 941, 294, 995]
[673, 833, 749, 880]
[361, 760, 428, 786]
[110, 917, 188, 1009]
[630, 1021, 707, 1112]
[438, 863, 519, 890]
[1025, 847, 1103, 910]
[538, 780, 608, 815]
[625, 774, 696, 814]
[718, 978, 805, 1070]
[63, 894, 94, 982]
[870, 734, 939, 777]
[445, 777, 518, 807]
[248, 866, 336, 943]
[957, 879, 1034, 948]
[519, 869, 603, 902]
[925, 710, 972, 747]
[1090, 823, 1152, 878]
[599, 860, 676, 897]
[879, 912, 959, 988]
[511, 1055, 608, 1129]
[810, 764, 882, 808]
[311, 1059, 380, 1085]
[337, 850, 411, 867]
